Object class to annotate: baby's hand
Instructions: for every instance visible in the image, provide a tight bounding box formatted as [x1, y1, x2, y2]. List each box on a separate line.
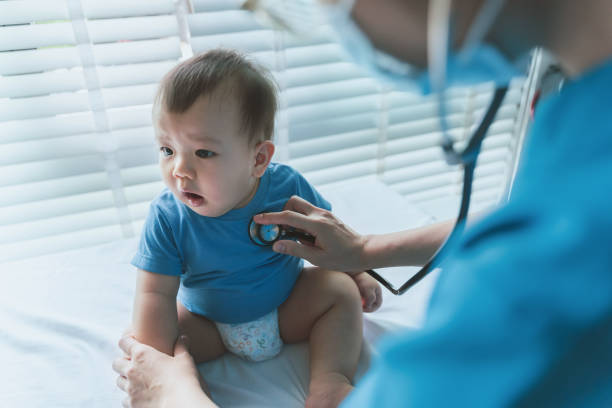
[352, 272, 382, 313]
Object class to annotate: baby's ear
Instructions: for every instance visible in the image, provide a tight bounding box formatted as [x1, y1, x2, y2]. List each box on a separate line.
[253, 140, 275, 177]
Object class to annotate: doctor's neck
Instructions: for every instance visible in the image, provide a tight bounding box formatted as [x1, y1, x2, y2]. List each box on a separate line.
[537, 0, 612, 77]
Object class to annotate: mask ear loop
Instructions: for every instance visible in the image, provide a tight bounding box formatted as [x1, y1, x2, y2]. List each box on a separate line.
[428, 0, 507, 166]
[459, 0, 507, 58]
[428, 0, 459, 165]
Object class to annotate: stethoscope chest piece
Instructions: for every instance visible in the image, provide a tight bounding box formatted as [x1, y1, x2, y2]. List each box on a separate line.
[249, 215, 315, 247]
[249, 218, 281, 246]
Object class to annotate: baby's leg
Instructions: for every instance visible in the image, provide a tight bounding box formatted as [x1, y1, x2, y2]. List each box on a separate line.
[278, 267, 363, 408]
[177, 301, 226, 364]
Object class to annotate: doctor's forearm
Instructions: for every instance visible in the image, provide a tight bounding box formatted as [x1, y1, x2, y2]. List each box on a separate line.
[361, 219, 454, 268]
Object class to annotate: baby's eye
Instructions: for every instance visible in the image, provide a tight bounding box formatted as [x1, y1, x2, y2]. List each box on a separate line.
[159, 147, 173, 157]
[196, 150, 216, 159]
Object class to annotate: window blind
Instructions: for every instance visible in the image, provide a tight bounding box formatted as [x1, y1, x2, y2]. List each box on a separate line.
[0, 0, 184, 261]
[0, 0, 528, 262]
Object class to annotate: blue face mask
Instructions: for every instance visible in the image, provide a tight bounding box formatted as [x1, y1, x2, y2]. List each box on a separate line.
[324, 0, 523, 95]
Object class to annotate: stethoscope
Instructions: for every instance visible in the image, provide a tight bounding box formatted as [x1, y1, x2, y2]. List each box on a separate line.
[249, 87, 508, 295]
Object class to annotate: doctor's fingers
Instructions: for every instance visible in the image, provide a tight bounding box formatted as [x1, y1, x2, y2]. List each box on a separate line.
[116, 373, 129, 391]
[112, 355, 131, 377]
[255, 208, 319, 235]
[118, 334, 153, 362]
[272, 239, 325, 265]
[283, 195, 320, 215]
[118, 334, 138, 357]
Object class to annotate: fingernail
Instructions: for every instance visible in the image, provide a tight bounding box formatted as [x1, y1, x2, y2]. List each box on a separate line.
[274, 243, 286, 253]
[254, 213, 263, 220]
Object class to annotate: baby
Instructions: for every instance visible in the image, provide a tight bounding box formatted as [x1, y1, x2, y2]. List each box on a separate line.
[130, 49, 382, 407]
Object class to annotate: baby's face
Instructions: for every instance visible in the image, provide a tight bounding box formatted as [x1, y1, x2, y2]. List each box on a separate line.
[155, 93, 261, 217]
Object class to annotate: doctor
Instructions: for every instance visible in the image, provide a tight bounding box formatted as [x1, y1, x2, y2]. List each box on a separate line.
[113, 0, 612, 406]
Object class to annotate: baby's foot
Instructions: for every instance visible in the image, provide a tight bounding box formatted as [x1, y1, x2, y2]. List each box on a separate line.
[306, 373, 354, 408]
[352, 271, 383, 313]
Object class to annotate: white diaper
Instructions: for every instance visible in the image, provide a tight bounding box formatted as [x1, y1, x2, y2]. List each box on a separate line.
[215, 309, 283, 362]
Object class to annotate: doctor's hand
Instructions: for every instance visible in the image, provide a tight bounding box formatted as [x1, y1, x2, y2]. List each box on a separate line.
[254, 195, 367, 274]
[112, 330, 216, 408]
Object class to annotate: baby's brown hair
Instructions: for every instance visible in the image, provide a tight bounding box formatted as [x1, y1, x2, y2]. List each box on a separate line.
[154, 49, 277, 144]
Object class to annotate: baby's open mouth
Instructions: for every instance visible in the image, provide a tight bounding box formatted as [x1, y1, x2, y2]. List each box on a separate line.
[182, 191, 204, 207]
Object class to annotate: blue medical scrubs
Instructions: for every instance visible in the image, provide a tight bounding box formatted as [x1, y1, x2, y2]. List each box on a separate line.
[343, 57, 612, 407]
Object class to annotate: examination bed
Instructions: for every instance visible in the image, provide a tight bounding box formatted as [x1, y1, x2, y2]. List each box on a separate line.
[1, 180, 441, 407]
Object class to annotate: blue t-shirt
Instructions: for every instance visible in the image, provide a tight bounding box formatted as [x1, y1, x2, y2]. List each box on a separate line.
[343, 58, 612, 406]
[131, 163, 331, 324]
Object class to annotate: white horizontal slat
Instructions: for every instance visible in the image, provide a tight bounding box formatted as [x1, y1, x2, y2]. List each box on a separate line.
[190, 30, 275, 54]
[285, 78, 380, 107]
[107, 105, 153, 130]
[290, 142, 378, 173]
[188, 11, 263, 35]
[94, 37, 182, 66]
[114, 127, 155, 150]
[0, 68, 85, 98]
[102, 83, 158, 109]
[282, 62, 365, 88]
[388, 97, 482, 126]
[382, 159, 507, 186]
[115, 146, 158, 169]
[1, 154, 107, 187]
[0, 172, 110, 207]
[287, 94, 380, 125]
[87, 15, 178, 44]
[0, 46, 80, 75]
[121, 165, 162, 187]
[289, 111, 378, 142]
[299, 159, 379, 187]
[0, 92, 90, 122]
[0, 0, 68, 25]
[123, 181, 165, 205]
[0, 0, 176, 26]
[0, 38, 181, 77]
[284, 43, 345, 68]
[82, 0, 174, 19]
[282, 28, 333, 49]
[192, 0, 243, 12]
[0, 112, 95, 144]
[290, 128, 378, 159]
[0, 189, 116, 227]
[97, 61, 177, 88]
[2, 133, 102, 166]
[0, 22, 75, 52]
[384, 145, 447, 170]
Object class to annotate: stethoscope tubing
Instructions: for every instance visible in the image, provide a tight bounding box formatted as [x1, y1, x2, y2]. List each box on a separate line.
[364, 86, 509, 295]
[249, 86, 508, 296]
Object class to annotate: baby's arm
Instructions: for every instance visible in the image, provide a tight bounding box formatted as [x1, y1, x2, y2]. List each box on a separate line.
[132, 269, 180, 356]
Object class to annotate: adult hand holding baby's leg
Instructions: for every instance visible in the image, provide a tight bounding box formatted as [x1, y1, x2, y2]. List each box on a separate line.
[113, 329, 216, 408]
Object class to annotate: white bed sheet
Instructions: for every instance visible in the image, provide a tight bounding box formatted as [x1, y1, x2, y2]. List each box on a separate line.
[0, 180, 441, 408]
